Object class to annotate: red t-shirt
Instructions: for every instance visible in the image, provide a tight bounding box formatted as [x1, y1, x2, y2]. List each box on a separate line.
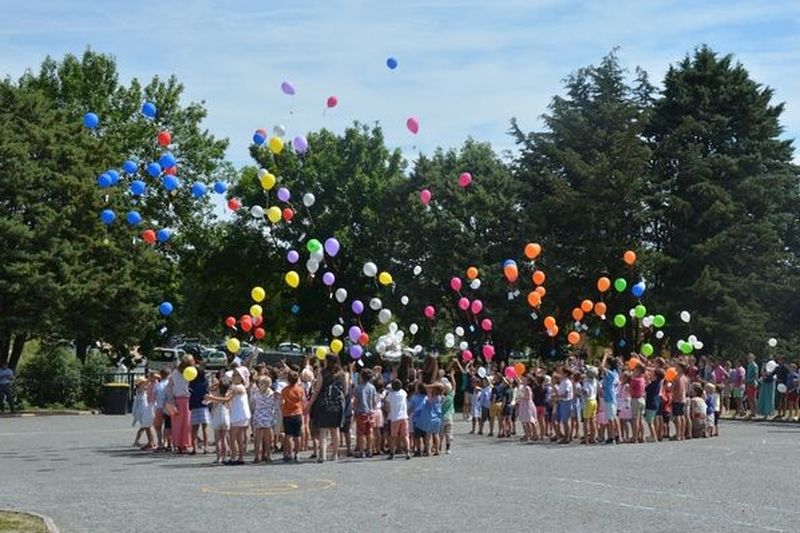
[629, 376, 646, 399]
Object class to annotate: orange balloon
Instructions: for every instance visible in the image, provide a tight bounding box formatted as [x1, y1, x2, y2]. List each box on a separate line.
[567, 331, 580, 345]
[532, 270, 546, 286]
[547, 325, 559, 337]
[580, 299, 594, 313]
[627, 358, 640, 371]
[524, 243, 542, 260]
[597, 277, 611, 292]
[527, 291, 541, 308]
[665, 367, 677, 382]
[571, 308, 584, 321]
[623, 250, 637, 266]
[503, 264, 518, 283]
[543, 316, 556, 330]
[594, 302, 607, 316]
[466, 266, 479, 280]
[535, 286, 547, 297]
[514, 362, 526, 376]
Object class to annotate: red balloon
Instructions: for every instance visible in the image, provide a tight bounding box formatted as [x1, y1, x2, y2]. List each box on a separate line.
[224, 316, 236, 328]
[358, 332, 369, 346]
[327, 96, 338, 108]
[164, 166, 177, 176]
[227, 198, 241, 211]
[240, 315, 252, 332]
[254, 327, 265, 340]
[157, 130, 172, 147]
[282, 208, 295, 221]
[252, 315, 263, 327]
[141, 229, 156, 245]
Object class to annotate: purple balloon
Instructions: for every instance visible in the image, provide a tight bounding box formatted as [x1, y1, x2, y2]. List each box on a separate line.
[348, 326, 362, 343]
[277, 187, 291, 202]
[349, 345, 363, 360]
[287, 250, 300, 264]
[293, 135, 308, 154]
[324, 237, 340, 257]
[281, 81, 296, 95]
[322, 271, 336, 287]
[351, 300, 364, 315]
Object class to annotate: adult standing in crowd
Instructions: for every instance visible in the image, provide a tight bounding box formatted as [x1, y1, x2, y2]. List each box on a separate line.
[0, 362, 14, 413]
[308, 355, 346, 463]
[745, 353, 759, 418]
[168, 355, 195, 454]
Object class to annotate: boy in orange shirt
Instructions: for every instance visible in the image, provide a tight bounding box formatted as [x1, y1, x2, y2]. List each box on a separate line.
[281, 371, 305, 463]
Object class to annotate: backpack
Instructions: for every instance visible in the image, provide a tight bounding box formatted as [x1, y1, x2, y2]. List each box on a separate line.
[319, 378, 345, 414]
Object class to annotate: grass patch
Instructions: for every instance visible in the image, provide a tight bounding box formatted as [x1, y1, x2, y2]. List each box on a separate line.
[0, 511, 48, 532]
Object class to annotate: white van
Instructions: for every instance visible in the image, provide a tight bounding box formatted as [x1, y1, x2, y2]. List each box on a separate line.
[145, 347, 185, 371]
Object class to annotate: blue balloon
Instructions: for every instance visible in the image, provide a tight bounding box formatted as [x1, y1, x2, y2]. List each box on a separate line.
[386, 57, 398, 69]
[100, 209, 116, 225]
[141, 102, 157, 118]
[158, 301, 173, 316]
[502, 259, 516, 268]
[159, 152, 176, 169]
[191, 182, 207, 197]
[631, 282, 646, 298]
[97, 174, 112, 188]
[619, 339, 626, 348]
[146, 162, 162, 177]
[156, 228, 172, 242]
[291, 304, 300, 315]
[162, 175, 179, 191]
[122, 160, 138, 174]
[107, 169, 120, 185]
[213, 181, 227, 194]
[126, 211, 142, 225]
[83, 112, 99, 129]
[253, 132, 266, 145]
[130, 180, 147, 196]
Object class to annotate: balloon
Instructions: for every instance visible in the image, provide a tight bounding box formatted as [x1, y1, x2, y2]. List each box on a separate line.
[466, 267, 479, 280]
[655, 330, 664, 340]
[157, 130, 171, 147]
[97, 173, 112, 188]
[369, 298, 383, 311]
[253, 327, 266, 340]
[159, 152, 176, 169]
[503, 264, 518, 283]
[613, 314, 627, 328]
[349, 345, 363, 360]
[458, 172, 472, 188]
[292, 136, 309, 154]
[631, 282, 646, 298]
[249, 304, 263, 318]
[248, 205, 264, 219]
[363, 262, 378, 277]
[532, 270, 546, 286]
[280, 81, 296, 95]
[594, 302, 607, 317]
[334, 288, 348, 303]
[678, 311, 691, 323]
[470, 300, 483, 314]
[626, 358, 641, 371]
[481, 318, 493, 332]
[240, 315, 252, 332]
[424, 305, 436, 319]
[629, 308, 636, 318]
[378, 309, 392, 324]
[386, 57, 398, 69]
[389, 323, 399, 334]
[226, 337, 241, 354]
[162, 175, 179, 191]
[378, 272, 393, 286]
[83, 112, 99, 129]
[351, 300, 364, 315]
[567, 331, 580, 345]
[572, 308, 584, 321]
[641, 343, 654, 357]
[260, 172, 276, 190]
[400, 295, 409, 306]
[285, 250, 299, 264]
[460, 341, 469, 351]
[597, 277, 611, 292]
[141, 102, 157, 118]
[285, 271, 300, 288]
[470, 279, 481, 290]
[778, 383, 787, 394]
[272, 124, 286, 137]
[330, 339, 343, 354]
[303, 193, 316, 207]
[653, 314, 666, 328]
[535, 286, 547, 297]
[663, 367, 676, 382]
[623, 250, 637, 266]
[420, 189, 432, 205]
[543, 316, 556, 330]
[406, 117, 419, 135]
[462, 350, 473, 362]
[413, 266, 422, 276]
[269, 137, 284, 154]
[547, 326, 559, 337]
[326, 96, 338, 108]
[524, 243, 541, 260]
[227, 198, 241, 211]
[679, 341, 693, 354]
[213, 181, 228, 194]
[634, 305, 647, 319]
[483, 345, 495, 360]
[578, 300, 592, 313]
[458, 297, 470, 311]
[447, 277, 462, 293]
[265, 206, 281, 224]
[768, 337, 778, 348]
[253, 131, 266, 145]
[189, 182, 206, 198]
[642, 316, 654, 328]
[527, 291, 541, 308]
[126, 211, 142, 225]
[222, 316, 236, 329]
[182, 366, 197, 382]
[100, 209, 115, 225]
[306, 259, 319, 274]
[158, 301, 173, 316]
[141, 229, 156, 245]
[164, 166, 177, 176]
[614, 278, 627, 292]
[504, 367, 516, 380]
[272, 186, 290, 203]
[121, 160, 137, 174]
[349, 326, 362, 343]
[145, 162, 160, 178]
[252, 315, 263, 328]
[321, 272, 336, 287]
[306, 239, 322, 254]
[766, 360, 778, 373]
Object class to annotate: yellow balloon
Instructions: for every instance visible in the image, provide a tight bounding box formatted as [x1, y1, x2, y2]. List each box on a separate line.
[268, 137, 284, 154]
[285, 270, 300, 288]
[260, 172, 276, 190]
[330, 339, 343, 354]
[378, 272, 393, 286]
[251, 286, 265, 302]
[182, 366, 198, 381]
[226, 337, 240, 354]
[267, 206, 282, 224]
[315, 346, 328, 360]
[250, 304, 263, 318]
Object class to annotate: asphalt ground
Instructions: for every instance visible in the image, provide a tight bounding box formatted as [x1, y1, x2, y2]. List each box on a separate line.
[1, 415, 797, 532]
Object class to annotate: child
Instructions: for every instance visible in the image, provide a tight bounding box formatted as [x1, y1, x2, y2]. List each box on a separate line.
[532, 376, 547, 440]
[689, 383, 707, 439]
[132, 376, 155, 450]
[419, 382, 445, 455]
[206, 367, 250, 465]
[705, 383, 717, 438]
[281, 370, 305, 463]
[409, 383, 427, 456]
[207, 381, 231, 465]
[556, 368, 573, 444]
[498, 377, 514, 439]
[251, 376, 279, 463]
[517, 375, 538, 442]
[629, 363, 646, 444]
[659, 378, 673, 440]
[372, 377, 387, 455]
[581, 368, 598, 444]
[353, 368, 377, 459]
[385, 379, 411, 460]
[470, 378, 482, 434]
[618, 372, 633, 442]
[440, 378, 456, 454]
[478, 378, 492, 435]
[153, 368, 171, 451]
[644, 368, 663, 443]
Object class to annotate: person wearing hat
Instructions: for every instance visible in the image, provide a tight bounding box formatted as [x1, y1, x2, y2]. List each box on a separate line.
[132, 375, 155, 450]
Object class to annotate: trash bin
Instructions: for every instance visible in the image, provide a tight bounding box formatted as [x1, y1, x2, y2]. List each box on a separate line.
[103, 383, 130, 415]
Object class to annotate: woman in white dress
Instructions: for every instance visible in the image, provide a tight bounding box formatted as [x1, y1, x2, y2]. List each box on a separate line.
[206, 367, 250, 465]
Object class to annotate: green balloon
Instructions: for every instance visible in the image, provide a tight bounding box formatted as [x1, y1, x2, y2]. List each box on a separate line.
[614, 278, 627, 292]
[679, 341, 693, 354]
[653, 314, 666, 328]
[613, 314, 627, 328]
[307, 239, 322, 253]
[634, 304, 647, 319]
[641, 343, 654, 357]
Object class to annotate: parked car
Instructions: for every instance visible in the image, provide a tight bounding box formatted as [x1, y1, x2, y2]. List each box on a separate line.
[202, 348, 228, 369]
[145, 347, 186, 371]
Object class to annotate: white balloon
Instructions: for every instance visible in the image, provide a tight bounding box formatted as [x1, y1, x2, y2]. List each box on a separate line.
[455, 326, 465, 337]
[395, 331, 404, 342]
[331, 324, 344, 337]
[445, 337, 455, 348]
[413, 265, 422, 276]
[676, 340, 684, 349]
[470, 278, 481, 290]
[694, 341, 704, 350]
[629, 308, 636, 317]
[642, 316, 653, 328]
[445, 333, 455, 342]
[655, 330, 664, 339]
[768, 337, 778, 348]
[409, 323, 419, 335]
[257, 168, 268, 179]
[376, 342, 386, 354]
[389, 322, 398, 334]
[459, 341, 469, 351]
[400, 295, 409, 306]
[250, 205, 264, 218]
[369, 298, 383, 311]
[311, 248, 324, 262]
[363, 262, 378, 277]
[766, 360, 778, 373]
[306, 259, 319, 274]
[477, 367, 487, 378]
[680, 311, 691, 323]
[334, 288, 347, 303]
[303, 192, 315, 207]
[378, 309, 392, 324]
[778, 383, 788, 394]
[688, 334, 698, 344]
[273, 124, 286, 137]
[413, 345, 422, 354]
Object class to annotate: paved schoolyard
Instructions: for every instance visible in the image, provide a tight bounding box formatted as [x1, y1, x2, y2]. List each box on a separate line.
[1, 415, 798, 532]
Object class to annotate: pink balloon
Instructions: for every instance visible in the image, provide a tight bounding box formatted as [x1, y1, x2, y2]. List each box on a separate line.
[470, 299, 483, 314]
[458, 297, 470, 311]
[458, 172, 472, 188]
[481, 318, 493, 331]
[420, 188, 432, 205]
[462, 350, 473, 362]
[450, 277, 462, 292]
[406, 117, 419, 135]
[504, 366, 516, 379]
[483, 344, 495, 360]
[423, 305, 435, 319]
[327, 96, 338, 108]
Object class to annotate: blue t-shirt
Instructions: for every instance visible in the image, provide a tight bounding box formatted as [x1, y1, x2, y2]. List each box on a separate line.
[480, 387, 493, 408]
[409, 393, 426, 426]
[705, 394, 714, 415]
[354, 382, 376, 415]
[602, 370, 619, 403]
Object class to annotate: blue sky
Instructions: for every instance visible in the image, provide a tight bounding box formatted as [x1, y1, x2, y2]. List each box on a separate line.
[2, 0, 799, 166]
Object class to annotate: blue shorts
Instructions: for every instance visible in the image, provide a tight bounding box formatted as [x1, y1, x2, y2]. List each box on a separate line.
[557, 401, 573, 423]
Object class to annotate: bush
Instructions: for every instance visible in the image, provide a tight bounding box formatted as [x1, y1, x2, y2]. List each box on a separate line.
[81, 349, 112, 408]
[17, 344, 82, 407]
